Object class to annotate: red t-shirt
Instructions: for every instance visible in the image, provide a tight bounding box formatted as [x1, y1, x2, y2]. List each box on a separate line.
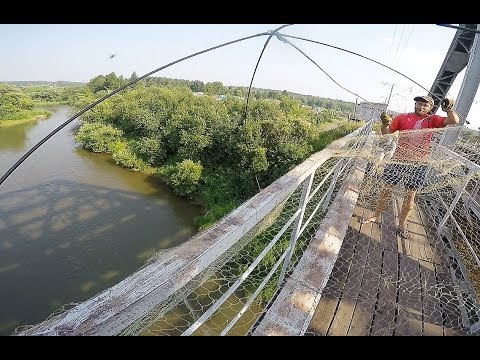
[390, 113, 445, 131]
[389, 113, 446, 162]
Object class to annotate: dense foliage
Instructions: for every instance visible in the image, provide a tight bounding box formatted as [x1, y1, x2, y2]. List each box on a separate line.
[0, 83, 83, 124]
[0, 84, 49, 123]
[73, 73, 362, 228]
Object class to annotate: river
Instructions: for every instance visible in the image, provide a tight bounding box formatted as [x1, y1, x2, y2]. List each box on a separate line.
[0, 105, 201, 335]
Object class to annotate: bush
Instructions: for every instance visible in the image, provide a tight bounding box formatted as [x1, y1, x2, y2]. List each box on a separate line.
[170, 159, 203, 196]
[134, 137, 166, 166]
[112, 147, 144, 171]
[74, 123, 123, 153]
[252, 147, 268, 173]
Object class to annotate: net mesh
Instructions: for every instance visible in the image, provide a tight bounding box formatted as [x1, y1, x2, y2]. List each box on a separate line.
[120, 156, 348, 336]
[127, 126, 480, 336]
[304, 126, 480, 336]
[15, 125, 480, 336]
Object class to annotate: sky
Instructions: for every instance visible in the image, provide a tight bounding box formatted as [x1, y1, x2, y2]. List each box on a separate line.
[1, 24, 479, 128]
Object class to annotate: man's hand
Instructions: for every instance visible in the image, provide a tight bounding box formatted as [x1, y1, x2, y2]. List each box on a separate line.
[380, 112, 392, 126]
[441, 98, 454, 112]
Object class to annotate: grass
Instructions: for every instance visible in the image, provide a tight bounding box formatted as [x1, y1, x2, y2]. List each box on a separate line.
[0, 113, 50, 127]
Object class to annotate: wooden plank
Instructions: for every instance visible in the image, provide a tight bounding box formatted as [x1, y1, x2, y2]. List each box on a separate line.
[370, 210, 382, 245]
[307, 293, 340, 336]
[392, 198, 405, 255]
[347, 242, 383, 335]
[394, 197, 423, 260]
[381, 201, 398, 252]
[436, 268, 467, 336]
[370, 249, 398, 336]
[350, 205, 365, 232]
[327, 221, 372, 335]
[409, 206, 432, 262]
[419, 259, 444, 336]
[307, 224, 359, 335]
[415, 201, 450, 265]
[415, 200, 470, 336]
[412, 204, 435, 263]
[394, 255, 423, 335]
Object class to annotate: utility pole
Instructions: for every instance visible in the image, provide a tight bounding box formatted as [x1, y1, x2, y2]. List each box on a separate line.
[386, 83, 394, 110]
[352, 97, 358, 121]
[382, 82, 395, 112]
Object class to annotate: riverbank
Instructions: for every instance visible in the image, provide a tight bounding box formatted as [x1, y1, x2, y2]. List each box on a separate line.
[0, 111, 51, 127]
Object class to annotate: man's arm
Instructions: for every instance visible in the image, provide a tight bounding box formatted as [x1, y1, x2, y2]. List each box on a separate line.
[441, 98, 459, 126]
[443, 108, 459, 126]
[380, 124, 391, 134]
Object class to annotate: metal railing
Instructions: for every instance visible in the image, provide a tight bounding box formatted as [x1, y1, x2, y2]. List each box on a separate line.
[17, 121, 480, 336]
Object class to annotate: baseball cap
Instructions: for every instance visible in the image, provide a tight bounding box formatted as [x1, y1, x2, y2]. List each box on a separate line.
[414, 95, 434, 106]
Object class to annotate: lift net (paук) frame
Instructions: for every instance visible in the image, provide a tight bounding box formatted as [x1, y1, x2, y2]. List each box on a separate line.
[304, 125, 480, 336]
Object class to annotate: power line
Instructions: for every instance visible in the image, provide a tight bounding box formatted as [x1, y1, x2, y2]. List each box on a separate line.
[391, 24, 406, 67]
[274, 32, 384, 115]
[387, 24, 398, 64]
[395, 24, 415, 67]
[277, 31, 469, 124]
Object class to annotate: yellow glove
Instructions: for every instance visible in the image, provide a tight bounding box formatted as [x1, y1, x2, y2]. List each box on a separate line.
[380, 112, 392, 126]
[441, 98, 454, 112]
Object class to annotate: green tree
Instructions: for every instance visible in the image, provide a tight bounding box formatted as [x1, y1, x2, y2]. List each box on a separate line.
[252, 146, 268, 173]
[204, 81, 225, 95]
[104, 72, 124, 91]
[190, 80, 204, 92]
[130, 71, 138, 82]
[170, 159, 203, 196]
[74, 123, 123, 153]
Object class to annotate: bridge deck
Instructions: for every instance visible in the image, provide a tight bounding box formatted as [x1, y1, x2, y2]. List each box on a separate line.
[306, 198, 470, 336]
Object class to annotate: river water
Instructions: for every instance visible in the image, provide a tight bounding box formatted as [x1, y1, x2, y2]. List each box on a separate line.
[0, 106, 201, 335]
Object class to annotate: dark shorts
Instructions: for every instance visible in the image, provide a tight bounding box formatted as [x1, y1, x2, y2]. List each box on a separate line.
[381, 163, 428, 190]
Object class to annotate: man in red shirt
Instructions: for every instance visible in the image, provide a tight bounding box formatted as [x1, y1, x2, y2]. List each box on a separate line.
[362, 95, 459, 238]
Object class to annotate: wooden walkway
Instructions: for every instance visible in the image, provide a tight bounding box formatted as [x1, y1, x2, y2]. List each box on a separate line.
[306, 197, 472, 336]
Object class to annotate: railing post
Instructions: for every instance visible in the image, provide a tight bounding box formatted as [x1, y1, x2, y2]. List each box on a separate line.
[437, 168, 474, 232]
[277, 172, 314, 288]
[322, 159, 344, 212]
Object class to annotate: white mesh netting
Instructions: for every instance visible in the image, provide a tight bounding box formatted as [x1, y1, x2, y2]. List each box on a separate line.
[116, 126, 480, 336]
[305, 126, 480, 335]
[15, 125, 480, 336]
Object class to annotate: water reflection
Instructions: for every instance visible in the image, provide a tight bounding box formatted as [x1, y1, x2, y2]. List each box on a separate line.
[0, 106, 201, 335]
[0, 120, 38, 151]
[0, 179, 198, 335]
